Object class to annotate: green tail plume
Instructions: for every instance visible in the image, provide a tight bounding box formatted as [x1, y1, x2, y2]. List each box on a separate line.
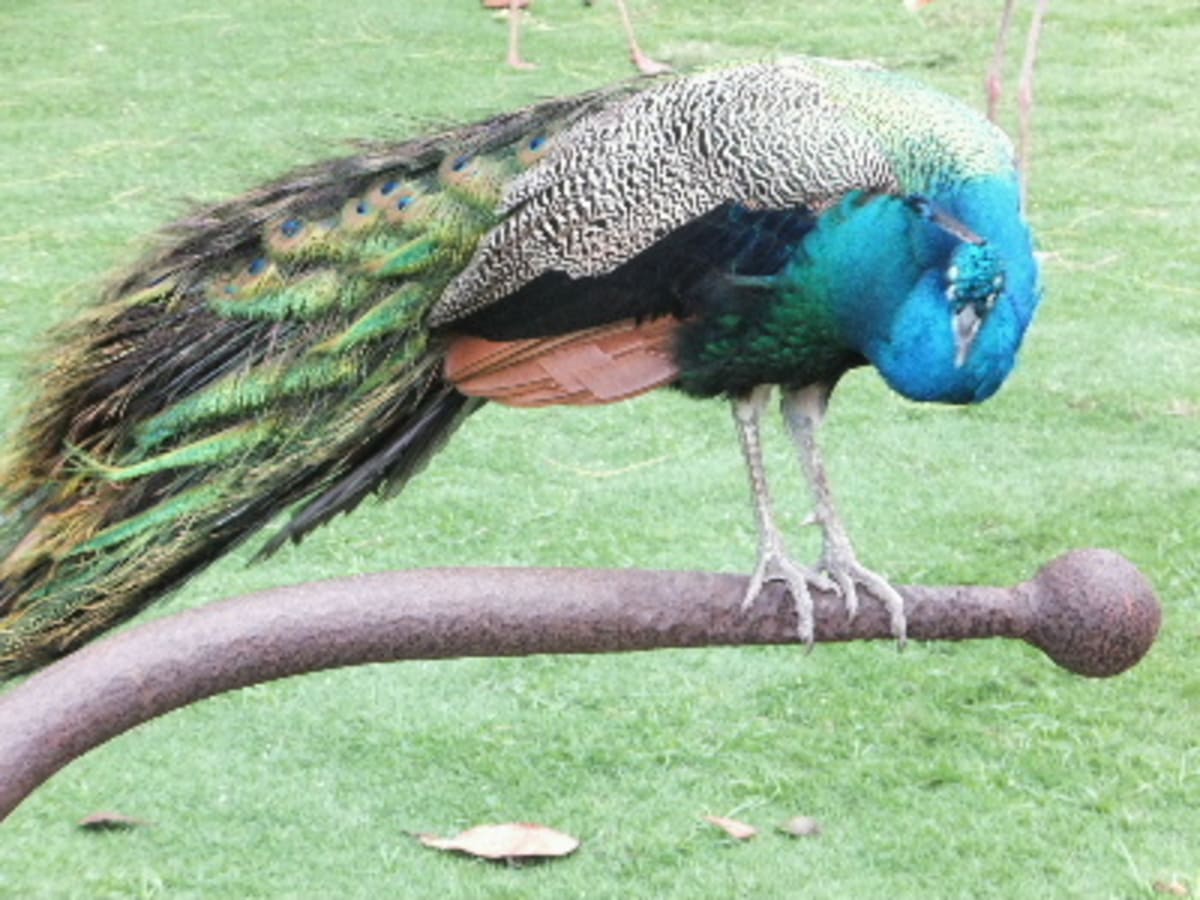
[0, 85, 630, 678]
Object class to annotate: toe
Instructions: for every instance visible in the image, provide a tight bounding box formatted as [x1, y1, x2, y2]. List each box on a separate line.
[854, 567, 908, 645]
[830, 569, 859, 620]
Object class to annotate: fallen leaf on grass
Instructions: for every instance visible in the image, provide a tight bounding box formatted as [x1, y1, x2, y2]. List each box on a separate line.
[1165, 399, 1200, 418]
[703, 815, 758, 840]
[418, 823, 579, 861]
[778, 815, 823, 838]
[77, 811, 151, 831]
[1153, 881, 1191, 897]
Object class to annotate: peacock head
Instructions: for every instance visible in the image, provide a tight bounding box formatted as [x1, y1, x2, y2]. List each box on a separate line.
[855, 181, 1041, 407]
[944, 241, 1005, 369]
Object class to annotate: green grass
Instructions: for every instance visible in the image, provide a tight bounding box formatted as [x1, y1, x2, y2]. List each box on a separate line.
[1, 0, 1198, 896]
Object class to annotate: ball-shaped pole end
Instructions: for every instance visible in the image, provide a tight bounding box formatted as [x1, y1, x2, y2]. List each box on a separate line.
[1025, 548, 1161, 677]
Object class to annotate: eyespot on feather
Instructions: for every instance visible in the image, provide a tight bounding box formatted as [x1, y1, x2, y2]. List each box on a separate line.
[339, 196, 381, 231]
[367, 179, 431, 226]
[517, 131, 555, 168]
[264, 215, 334, 256]
[208, 255, 281, 301]
[438, 151, 504, 206]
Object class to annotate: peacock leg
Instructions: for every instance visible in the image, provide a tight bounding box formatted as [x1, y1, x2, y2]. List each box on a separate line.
[732, 385, 836, 645]
[611, 0, 671, 76]
[780, 384, 908, 645]
[505, 0, 537, 70]
[1016, 0, 1050, 202]
[986, 0, 1018, 123]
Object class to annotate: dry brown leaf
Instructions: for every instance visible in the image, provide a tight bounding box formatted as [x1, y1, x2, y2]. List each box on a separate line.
[778, 815, 823, 838]
[1166, 399, 1200, 418]
[703, 815, 758, 840]
[1152, 881, 1191, 897]
[77, 811, 151, 831]
[417, 823, 580, 861]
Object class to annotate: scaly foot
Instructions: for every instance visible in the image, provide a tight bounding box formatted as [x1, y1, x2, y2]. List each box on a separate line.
[816, 530, 908, 646]
[741, 534, 837, 647]
[632, 50, 672, 77]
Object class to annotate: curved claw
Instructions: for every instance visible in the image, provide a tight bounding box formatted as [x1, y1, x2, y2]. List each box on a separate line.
[827, 567, 859, 622]
[821, 555, 908, 647]
[741, 546, 837, 647]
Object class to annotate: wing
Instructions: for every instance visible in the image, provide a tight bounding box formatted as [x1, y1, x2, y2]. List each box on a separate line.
[449, 202, 820, 340]
[430, 60, 901, 327]
[441, 202, 821, 405]
[430, 56, 1016, 330]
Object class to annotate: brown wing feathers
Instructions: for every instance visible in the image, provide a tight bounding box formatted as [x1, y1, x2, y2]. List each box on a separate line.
[444, 317, 681, 407]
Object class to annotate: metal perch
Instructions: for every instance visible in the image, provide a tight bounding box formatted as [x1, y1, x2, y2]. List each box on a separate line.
[0, 548, 1160, 823]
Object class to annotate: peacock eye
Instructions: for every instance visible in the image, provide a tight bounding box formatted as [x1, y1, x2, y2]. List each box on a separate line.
[989, 274, 1005, 304]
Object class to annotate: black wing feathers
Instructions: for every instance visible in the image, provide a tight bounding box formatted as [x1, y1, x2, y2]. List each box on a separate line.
[450, 203, 818, 341]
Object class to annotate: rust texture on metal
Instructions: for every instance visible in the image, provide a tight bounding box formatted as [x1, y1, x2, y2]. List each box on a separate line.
[0, 549, 1160, 822]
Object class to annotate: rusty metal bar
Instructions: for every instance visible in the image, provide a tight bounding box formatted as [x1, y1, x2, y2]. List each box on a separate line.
[0, 549, 1160, 822]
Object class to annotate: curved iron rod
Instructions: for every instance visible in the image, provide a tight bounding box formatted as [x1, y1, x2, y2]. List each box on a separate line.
[0, 548, 1160, 822]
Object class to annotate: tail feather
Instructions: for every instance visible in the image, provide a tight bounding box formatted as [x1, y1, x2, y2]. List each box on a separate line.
[0, 81, 639, 678]
[258, 386, 481, 559]
[0, 352, 474, 677]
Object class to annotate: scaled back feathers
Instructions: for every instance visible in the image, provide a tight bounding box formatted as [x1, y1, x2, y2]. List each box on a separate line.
[435, 57, 1016, 322]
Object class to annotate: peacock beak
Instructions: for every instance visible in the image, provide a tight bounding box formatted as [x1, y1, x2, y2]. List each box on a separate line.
[953, 303, 983, 368]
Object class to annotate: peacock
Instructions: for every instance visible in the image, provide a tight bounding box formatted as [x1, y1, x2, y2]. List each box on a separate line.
[487, 0, 670, 75]
[0, 57, 1041, 679]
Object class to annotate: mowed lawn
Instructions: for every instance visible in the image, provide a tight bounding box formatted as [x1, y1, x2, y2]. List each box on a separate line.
[0, 1, 1197, 896]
